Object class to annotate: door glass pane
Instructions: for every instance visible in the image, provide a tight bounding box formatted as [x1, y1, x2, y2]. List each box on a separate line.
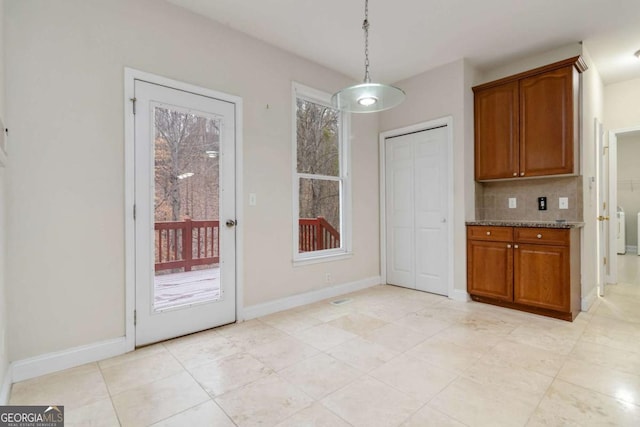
[298, 178, 341, 252]
[153, 106, 221, 311]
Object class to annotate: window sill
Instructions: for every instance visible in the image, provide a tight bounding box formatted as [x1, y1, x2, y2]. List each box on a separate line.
[293, 251, 353, 267]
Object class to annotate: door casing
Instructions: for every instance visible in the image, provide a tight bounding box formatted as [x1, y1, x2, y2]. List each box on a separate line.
[124, 68, 244, 351]
[379, 116, 454, 297]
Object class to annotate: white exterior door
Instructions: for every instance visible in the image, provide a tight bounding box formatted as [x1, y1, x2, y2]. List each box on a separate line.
[385, 126, 449, 295]
[134, 79, 237, 346]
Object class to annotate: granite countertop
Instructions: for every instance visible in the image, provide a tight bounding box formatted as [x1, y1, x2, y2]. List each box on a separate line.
[466, 220, 584, 229]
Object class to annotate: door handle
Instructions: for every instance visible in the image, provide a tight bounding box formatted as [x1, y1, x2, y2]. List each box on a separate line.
[597, 216, 610, 221]
[226, 219, 237, 227]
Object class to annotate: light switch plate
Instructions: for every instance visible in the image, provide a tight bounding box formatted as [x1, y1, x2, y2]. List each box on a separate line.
[508, 198, 517, 209]
[559, 197, 568, 209]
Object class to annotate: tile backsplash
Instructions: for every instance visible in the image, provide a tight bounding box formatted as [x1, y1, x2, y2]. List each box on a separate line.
[476, 176, 583, 222]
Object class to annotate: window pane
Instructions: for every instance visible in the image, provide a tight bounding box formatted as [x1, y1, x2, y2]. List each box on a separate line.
[298, 178, 341, 252]
[296, 98, 340, 176]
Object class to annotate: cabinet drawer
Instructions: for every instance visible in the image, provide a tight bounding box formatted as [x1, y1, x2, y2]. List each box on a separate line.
[514, 227, 569, 246]
[467, 226, 513, 242]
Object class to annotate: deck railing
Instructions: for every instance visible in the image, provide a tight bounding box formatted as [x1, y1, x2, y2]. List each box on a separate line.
[299, 216, 340, 252]
[155, 219, 220, 272]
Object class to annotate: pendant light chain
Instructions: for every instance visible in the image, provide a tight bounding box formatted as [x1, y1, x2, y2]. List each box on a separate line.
[362, 0, 371, 83]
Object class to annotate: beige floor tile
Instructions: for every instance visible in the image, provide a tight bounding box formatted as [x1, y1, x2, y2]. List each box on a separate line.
[480, 339, 567, 377]
[507, 323, 580, 355]
[187, 352, 272, 397]
[322, 376, 422, 427]
[370, 354, 458, 404]
[292, 323, 358, 351]
[328, 313, 389, 336]
[361, 322, 428, 352]
[245, 335, 319, 371]
[65, 398, 120, 427]
[294, 302, 351, 322]
[358, 298, 428, 322]
[10, 363, 109, 407]
[258, 311, 322, 333]
[432, 325, 503, 353]
[217, 320, 290, 350]
[101, 350, 184, 395]
[215, 373, 314, 427]
[392, 312, 453, 337]
[278, 353, 362, 399]
[326, 337, 398, 372]
[570, 340, 640, 375]
[163, 332, 241, 369]
[557, 359, 640, 405]
[407, 336, 485, 373]
[580, 317, 640, 354]
[430, 377, 541, 427]
[401, 405, 467, 427]
[151, 400, 234, 427]
[98, 343, 167, 369]
[528, 379, 640, 426]
[111, 372, 209, 427]
[275, 402, 351, 427]
[463, 358, 553, 405]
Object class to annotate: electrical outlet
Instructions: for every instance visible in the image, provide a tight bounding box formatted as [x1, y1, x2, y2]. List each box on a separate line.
[508, 198, 517, 209]
[559, 197, 569, 209]
[249, 193, 257, 206]
[325, 273, 332, 284]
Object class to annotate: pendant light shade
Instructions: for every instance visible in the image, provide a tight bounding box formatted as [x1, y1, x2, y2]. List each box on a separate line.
[332, 0, 405, 113]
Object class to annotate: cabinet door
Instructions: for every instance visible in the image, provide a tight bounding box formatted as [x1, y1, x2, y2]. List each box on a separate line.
[519, 66, 575, 177]
[513, 243, 569, 312]
[467, 239, 513, 301]
[474, 82, 519, 180]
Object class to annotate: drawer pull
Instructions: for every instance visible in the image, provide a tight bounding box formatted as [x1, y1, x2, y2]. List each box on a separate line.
[537, 234, 542, 239]
[507, 244, 512, 248]
[514, 244, 519, 249]
[486, 231, 491, 236]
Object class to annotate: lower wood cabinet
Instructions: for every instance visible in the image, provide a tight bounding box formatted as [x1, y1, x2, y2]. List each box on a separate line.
[467, 225, 581, 321]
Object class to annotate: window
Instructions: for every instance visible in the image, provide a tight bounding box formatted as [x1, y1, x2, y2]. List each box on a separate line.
[293, 83, 351, 263]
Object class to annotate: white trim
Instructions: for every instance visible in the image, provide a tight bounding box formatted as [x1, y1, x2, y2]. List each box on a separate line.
[241, 276, 382, 321]
[378, 117, 456, 299]
[626, 245, 638, 254]
[291, 81, 352, 264]
[0, 366, 11, 404]
[11, 337, 128, 383]
[124, 68, 244, 346]
[581, 285, 598, 312]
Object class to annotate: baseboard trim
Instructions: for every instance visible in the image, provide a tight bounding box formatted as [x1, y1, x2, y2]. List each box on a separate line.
[0, 366, 12, 404]
[11, 337, 128, 383]
[449, 289, 470, 302]
[581, 285, 598, 312]
[242, 276, 382, 321]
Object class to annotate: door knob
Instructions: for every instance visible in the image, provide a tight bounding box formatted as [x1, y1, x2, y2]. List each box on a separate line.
[597, 216, 610, 221]
[226, 219, 237, 227]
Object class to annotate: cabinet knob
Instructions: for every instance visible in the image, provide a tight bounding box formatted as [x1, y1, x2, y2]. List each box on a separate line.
[514, 244, 519, 249]
[507, 244, 512, 248]
[513, 172, 518, 176]
[537, 234, 542, 239]
[486, 231, 491, 236]
[520, 172, 525, 176]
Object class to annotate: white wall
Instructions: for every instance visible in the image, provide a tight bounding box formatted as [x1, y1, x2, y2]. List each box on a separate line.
[580, 46, 604, 305]
[617, 134, 640, 248]
[0, 0, 9, 399]
[379, 59, 478, 298]
[604, 77, 640, 131]
[5, 0, 380, 361]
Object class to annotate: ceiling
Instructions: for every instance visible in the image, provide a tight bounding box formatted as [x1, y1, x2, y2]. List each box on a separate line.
[166, 0, 640, 85]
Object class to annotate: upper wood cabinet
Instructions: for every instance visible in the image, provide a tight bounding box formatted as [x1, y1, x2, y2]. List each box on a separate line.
[473, 57, 586, 181]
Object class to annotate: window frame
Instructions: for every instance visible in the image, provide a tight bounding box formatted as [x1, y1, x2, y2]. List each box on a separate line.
[292, 82, 352, 265]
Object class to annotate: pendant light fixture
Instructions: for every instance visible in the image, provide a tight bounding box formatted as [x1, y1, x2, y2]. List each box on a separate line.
[332, 0, 405, 113]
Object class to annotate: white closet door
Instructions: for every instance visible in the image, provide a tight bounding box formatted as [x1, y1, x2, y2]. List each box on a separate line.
[385, 126, 448, 295]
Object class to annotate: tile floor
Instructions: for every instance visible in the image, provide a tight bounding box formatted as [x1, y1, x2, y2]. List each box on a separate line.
[9, 254, 640, 426]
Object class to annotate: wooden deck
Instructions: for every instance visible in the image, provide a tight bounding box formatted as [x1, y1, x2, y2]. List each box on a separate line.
[154, 268, 220, 310]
